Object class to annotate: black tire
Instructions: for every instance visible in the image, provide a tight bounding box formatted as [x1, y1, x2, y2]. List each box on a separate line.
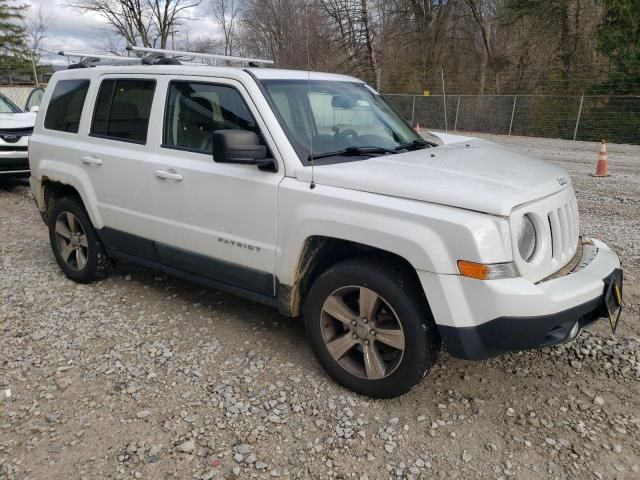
[304, 258, 441, 398]
[48, 196, 112, 283]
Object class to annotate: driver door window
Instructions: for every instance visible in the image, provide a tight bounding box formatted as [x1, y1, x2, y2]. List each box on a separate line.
[163, 81, 258, 155]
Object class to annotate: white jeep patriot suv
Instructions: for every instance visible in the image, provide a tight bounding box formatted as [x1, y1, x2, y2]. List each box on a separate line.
[29, 51, 623, 398]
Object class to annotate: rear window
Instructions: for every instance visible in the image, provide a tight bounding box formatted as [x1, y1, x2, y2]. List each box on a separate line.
[44, 80, 90, 133]
[91, 79, 156, 144]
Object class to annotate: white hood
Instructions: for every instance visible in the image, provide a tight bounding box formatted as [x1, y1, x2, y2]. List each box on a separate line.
[0, 112, 36, 130]
[311, 138, 570, 216]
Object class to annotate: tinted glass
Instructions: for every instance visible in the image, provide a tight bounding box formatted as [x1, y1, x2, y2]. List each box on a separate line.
[91, 79, 155, 143]
[44, 80, 90, 133]
[163, 82, 257, 154]
[0, 93, 20, 113]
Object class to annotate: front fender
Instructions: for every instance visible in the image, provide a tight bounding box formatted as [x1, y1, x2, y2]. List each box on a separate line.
[276, 178, 513, 286]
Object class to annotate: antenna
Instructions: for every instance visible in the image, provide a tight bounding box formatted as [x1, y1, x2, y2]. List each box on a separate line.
[126, 45, 274, 66]
[305, 2, 315, 190]
[441, 68, 447, 133]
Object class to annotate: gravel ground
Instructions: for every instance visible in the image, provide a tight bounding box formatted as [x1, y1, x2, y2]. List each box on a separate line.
[1, 135, 639, 480]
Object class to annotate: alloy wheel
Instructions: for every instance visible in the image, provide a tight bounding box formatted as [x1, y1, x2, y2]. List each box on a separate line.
[54, 211, 89, 271]
[320, 286, 405, 380]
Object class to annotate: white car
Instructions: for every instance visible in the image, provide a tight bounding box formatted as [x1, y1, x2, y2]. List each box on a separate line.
[0, 92, 38, 177]
[28, 52, 623, 398]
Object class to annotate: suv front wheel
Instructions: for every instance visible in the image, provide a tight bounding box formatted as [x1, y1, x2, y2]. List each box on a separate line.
[48, 197, 112, 283]
[304, 258, 441, 398]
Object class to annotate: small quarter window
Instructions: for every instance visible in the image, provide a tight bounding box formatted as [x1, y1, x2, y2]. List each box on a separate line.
[91, 79, 156, 144]
[44, 80, 90, 133]
[163, 81, 258, 155]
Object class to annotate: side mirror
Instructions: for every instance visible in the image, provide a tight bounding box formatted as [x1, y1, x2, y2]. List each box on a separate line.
[213, 130, 268, 165]
[29, 106, 39, 113]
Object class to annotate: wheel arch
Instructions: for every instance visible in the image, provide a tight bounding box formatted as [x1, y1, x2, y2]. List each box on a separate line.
[277, 236, 426, 317]
[37, 171, 102, 228]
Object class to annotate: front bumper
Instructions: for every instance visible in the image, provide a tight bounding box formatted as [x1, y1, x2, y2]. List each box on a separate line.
[419, 238, 622, 360]
[0, 150, 29, 175]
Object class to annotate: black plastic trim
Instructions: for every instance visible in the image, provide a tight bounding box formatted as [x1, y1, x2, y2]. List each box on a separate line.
[439, 291, 610, 361]
[99, 227, 158, 262]
[154, 242, 274, 295]
[107, 249, 278, 308]
[98, 227, 276, 302]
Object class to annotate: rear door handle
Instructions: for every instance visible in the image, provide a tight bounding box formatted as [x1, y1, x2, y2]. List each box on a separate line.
[81, 155, 103, 166]
[154, 169, 183, 182]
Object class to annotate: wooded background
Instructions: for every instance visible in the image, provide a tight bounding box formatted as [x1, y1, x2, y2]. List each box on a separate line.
[210, 0, 639, 98]
[1, 0, 638, 142]
[52, 0, 639, 96]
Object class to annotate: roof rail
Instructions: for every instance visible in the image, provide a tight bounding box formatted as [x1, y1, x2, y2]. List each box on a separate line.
[126, 45, 274, 67]
[58, 51, 142, 68]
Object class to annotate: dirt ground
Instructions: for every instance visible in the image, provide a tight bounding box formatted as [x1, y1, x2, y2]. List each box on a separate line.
[1, 134, 639, 480]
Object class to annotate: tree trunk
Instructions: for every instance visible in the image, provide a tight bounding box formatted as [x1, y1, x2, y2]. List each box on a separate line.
[360, 0, 380, 88]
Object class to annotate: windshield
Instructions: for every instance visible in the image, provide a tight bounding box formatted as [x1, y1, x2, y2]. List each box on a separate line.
[0, 93, 21, 113]
[260, 80, 423, 163]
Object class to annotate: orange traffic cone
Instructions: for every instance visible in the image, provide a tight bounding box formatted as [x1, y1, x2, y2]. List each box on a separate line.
[593, 140, 610, 177]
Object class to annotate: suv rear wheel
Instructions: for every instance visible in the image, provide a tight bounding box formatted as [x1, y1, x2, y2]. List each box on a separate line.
[48, 197, 112, 283]
[304, 258, 441, 398]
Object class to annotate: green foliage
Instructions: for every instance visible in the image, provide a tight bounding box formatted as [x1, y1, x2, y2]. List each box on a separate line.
[578, 96, 640, 144]
[596, 0, 640, 94]
[0, 0, 30, 84]
[0, 0, 27, 57]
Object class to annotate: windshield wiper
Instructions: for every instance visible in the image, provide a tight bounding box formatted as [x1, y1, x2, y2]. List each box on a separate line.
[394, 139, 431, 151]
[307, 146, 397, 162]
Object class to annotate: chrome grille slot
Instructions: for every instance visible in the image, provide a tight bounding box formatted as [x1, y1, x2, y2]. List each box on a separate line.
[548, 199, 579, 264]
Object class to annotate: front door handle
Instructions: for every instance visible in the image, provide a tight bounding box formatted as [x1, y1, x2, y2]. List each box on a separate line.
[154, 169, 184, 182]
[81, 155, 103, 166]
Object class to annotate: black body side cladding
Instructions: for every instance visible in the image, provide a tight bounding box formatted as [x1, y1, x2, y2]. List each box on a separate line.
[97, 227, 276, 306]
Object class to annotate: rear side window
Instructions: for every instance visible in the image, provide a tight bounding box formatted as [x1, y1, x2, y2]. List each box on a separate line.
[91, 79, 156, 144]
[44, 80, 90, 133]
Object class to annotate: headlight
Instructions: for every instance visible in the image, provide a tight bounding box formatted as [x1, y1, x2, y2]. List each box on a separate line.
[517, 214, 537, 262]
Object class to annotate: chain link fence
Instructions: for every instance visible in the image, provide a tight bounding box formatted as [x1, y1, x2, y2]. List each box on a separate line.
[2, 85, 638, 145]
[384, 94, 640, 145]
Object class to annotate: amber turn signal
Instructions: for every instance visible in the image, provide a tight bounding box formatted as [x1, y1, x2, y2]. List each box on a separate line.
[457, 260, 518, 280]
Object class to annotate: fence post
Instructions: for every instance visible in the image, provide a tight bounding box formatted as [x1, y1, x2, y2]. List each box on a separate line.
[573, 94, 584, 141]
[441, 69, 448, 133]
[454, 96, 460, 131]
[410, 95, 416, 127]
[508, 95, 517, 136]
